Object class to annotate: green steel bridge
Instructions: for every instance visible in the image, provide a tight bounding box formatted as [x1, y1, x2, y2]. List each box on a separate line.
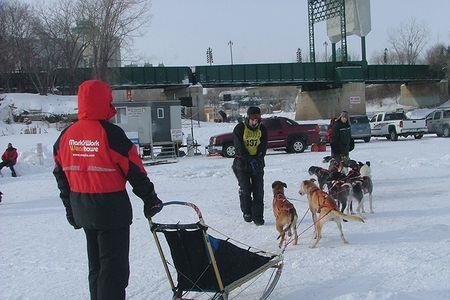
[3, 62, 445, 93]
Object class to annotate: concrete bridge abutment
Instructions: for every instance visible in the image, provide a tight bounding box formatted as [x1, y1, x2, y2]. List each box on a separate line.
[399, 80, 448, 108]
[295, 83, 366, 120]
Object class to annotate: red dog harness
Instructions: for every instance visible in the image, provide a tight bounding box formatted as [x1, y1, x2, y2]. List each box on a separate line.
[274, 193, 295, 212]
[329, 181, 350, 199]
[310, 187, 338, 212]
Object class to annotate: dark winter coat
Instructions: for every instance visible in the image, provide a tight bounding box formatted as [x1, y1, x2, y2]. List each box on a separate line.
[330, 118, 354, 156]
[2, 147, 18, 165]
[53, 80, 158, 230]
[232, 120, 268, 173]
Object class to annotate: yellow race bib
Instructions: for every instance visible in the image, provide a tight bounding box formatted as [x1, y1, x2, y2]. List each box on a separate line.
[243, 124, 262, 155]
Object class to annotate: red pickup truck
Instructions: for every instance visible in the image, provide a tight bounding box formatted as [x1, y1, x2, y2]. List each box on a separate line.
[207, 116, 321, 157]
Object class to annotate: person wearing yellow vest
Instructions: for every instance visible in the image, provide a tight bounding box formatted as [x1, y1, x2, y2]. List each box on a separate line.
[232, 106, 268, 226]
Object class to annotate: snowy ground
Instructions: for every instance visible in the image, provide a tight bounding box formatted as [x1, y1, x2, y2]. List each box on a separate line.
[2, 116, 450, 300]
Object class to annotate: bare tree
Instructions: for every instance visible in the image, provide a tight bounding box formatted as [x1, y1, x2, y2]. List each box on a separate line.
[370, 48, 395, 65]
[37, 0, 90, 94]
[1, 1, 42, 92]
[79, 0, 151, 81]
[387, 18, 429, 65]
[425, 43, 448, 75]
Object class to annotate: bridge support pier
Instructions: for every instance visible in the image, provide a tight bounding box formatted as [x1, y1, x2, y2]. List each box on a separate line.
[295, 83, 366, 120]
[399, 80, 448, 108]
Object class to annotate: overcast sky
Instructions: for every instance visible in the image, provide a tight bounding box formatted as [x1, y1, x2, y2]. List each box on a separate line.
[125, 0, 450, 66]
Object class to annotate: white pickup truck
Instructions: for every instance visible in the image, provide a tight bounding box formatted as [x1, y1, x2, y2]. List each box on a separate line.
[369, 111, 427, 141]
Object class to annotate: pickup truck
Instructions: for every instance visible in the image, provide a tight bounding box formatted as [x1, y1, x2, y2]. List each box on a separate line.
[369, 111, 427, 141]
[426, 108, 450, 137]
[207, 116, 321, 157]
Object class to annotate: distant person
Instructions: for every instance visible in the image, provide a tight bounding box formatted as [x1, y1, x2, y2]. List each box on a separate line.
[326, 118, 336, 143]
[0, 143, 18, 177]
[330, 111, 354, 163]
[53, 80, 163, 300]
[232, 106, 268, 226]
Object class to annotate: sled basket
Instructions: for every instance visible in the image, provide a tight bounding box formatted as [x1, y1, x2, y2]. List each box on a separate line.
[149, 201, 283, 300]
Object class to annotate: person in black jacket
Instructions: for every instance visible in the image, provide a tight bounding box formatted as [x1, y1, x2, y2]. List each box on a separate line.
[330, 111, 354, 163]
[53, 80, 163, 300]
[232, 106, 268, 226]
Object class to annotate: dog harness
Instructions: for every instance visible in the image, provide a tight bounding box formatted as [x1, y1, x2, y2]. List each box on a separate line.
[310, 187, 338, 212]
[318, 168, 330, 176]
[274, 193, 295, 212]
[329, 181, 350, 199]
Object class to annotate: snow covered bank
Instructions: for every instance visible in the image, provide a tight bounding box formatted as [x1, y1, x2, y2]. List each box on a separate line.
[2, 119, 450, 299]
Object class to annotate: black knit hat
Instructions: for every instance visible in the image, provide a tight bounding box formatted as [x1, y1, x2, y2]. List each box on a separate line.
[247, 106, 261, 117]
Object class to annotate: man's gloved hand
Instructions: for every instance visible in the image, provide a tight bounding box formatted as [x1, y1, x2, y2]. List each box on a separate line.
[248, 159, 260, 175]
[66, 210, 81, 230]
[144, 193, 163, 219]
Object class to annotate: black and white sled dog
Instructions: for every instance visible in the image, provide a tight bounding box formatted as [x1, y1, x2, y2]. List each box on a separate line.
[308, 166, 346, 191]
[347, 161, 374, 215]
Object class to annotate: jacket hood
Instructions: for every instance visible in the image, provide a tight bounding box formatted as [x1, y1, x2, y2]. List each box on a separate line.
[77, 80, 116, 120]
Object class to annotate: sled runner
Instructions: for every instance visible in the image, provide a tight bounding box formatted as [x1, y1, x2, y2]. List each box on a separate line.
[149, 201, 283, 300]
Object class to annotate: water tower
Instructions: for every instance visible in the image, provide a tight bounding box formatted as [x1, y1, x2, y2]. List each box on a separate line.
[308, 0, 371, 63]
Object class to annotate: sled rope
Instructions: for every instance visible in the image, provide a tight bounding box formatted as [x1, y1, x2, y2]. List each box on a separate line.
[208, 226, 278, 257]
[282, 210, 332, 252]
[286, 196, 308, 202]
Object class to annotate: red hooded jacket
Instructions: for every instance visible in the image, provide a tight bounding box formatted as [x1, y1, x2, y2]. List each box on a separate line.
[2, 147, 18, 165]
[53, 80, 157, 229]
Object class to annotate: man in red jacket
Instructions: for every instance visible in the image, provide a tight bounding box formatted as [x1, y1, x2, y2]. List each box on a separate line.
[53, 80, 163, 300]
[0, 143, 18, 177]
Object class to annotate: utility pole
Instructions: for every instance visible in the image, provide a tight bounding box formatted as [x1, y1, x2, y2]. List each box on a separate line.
[384, 48, 388, 64]
[296, 48, 302, 63]
[206, 47, 213, 65]
[228, 40, 234, 65]
[323, 41, 328, 62]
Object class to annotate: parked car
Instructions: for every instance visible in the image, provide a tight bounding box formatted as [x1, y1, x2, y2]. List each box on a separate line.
[349, 115, 371, 142]
[426, 108, 450, 137]
[322, 115, 371, 143]
[318, 124, 329, 142]
[369, 111, 427, 141]
[207, 116, 321, 157]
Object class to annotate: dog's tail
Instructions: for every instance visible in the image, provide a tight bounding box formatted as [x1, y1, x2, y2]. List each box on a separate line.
[360, 164, 371, 177]
[331, 210, 365, 223]
[278, 212, 298, 239]
[290, 212, 298, 231]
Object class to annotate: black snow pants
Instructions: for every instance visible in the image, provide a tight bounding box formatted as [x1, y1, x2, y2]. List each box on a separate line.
[233, 167, 265, 222]
[84, 226, 130, 300]
[0, 161, 16, 177]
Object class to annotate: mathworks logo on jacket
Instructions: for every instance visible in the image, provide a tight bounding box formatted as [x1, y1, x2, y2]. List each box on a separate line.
[69, 139, 100, 157]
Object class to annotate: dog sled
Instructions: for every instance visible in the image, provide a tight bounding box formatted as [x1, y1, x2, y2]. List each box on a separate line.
[149, 201, 284, 300]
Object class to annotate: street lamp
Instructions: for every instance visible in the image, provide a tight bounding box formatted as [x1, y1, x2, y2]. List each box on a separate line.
[228, 40, 234, 65]
[383, 48, 388, 64]
[323, 41, 329, 62]
[408, 42, 413, 65]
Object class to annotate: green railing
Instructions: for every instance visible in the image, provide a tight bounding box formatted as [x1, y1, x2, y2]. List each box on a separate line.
[195, 62, 336, 86]
[54, 66, 192, 89]
[366, 65, 443, 82]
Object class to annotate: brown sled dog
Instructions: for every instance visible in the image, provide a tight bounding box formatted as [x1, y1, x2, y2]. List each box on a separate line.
[299, 179, 364, 248]
[272, 181, 298, 248]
